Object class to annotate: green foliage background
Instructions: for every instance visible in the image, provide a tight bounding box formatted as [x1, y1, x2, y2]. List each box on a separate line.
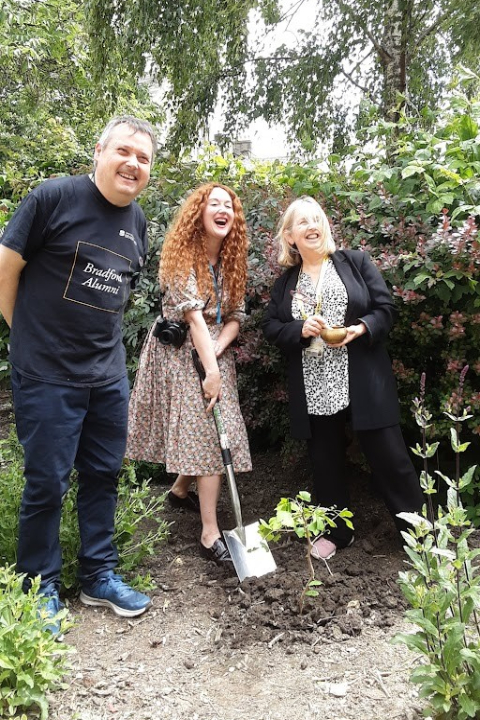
[120, 84, 480, 455]
[85, 0, 480, 154]
[0, 0, 159, 203]
[1, 81, 480, 459]
[1, 3, 478, 453]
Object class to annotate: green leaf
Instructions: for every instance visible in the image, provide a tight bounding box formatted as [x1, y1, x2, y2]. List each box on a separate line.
[442, 624, 466, 676]
[442, 278, 455, 290]
[457, 115, 479, 141]
[427, 199, 445, 214]
[392, 632, 428, 654]
[435, 471, 456, 488]
[459, 466, 477, 490]
[460, 648, 480, 672]
[458, 692, 478, 717]
[397, 512, 432, 531]
[423, 442, 440, 459]
[16, 671, 35, 689]
[412, 272, 431, 287]
[402, 165, 425, 178]
[277, 510, 295, 528]
[430, 547, 455, 561]
[0, 655, 15, 670]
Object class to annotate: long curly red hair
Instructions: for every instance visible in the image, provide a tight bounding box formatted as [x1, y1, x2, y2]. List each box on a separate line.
[159, 183, 248, 312]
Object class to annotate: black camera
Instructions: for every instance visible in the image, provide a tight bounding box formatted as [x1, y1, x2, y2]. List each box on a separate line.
[153, 317, 188, 348]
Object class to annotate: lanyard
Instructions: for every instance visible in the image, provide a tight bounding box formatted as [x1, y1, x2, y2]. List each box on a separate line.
[208, 262, 222, 324]
[296, 258, 329, 319]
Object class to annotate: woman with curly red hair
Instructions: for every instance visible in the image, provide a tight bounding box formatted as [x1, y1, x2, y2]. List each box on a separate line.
[127, 184, 252, 564]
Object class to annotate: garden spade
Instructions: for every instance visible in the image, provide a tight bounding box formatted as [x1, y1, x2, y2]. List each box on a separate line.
[192, 350, 277, 582]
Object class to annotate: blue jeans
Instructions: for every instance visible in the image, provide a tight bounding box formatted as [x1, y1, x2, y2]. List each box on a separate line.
[11, 369, 129, 588]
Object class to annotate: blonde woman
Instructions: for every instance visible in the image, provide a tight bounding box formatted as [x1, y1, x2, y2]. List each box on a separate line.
[262, 196, 424, 560]
[127, 184, 251, 564]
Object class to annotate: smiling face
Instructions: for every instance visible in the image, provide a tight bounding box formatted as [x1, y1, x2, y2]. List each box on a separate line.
[201, 187, 235, 244]
[286, 206, 326, 259]
[93, 123, 153, 207]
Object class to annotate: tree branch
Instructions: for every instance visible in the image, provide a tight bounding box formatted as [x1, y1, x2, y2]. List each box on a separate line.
[415, 7, 463, 47]
[246, 53, 299, 64]
[334, 0, 393, 66]
[339, 66, 371, 96]
[345, 47, 376, 80]
[282, 0, 310, 29]
[257, 0, 310, 50]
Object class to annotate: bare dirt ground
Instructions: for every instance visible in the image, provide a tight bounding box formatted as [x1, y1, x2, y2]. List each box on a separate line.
[1, 389, 425, 720]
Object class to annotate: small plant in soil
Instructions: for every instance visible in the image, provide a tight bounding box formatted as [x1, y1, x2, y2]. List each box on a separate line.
[259, 491, 353, 613]
[394, 369, 480, 720]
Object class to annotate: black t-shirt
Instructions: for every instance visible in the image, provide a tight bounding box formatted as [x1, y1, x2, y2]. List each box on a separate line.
[1, 174, 148, 386]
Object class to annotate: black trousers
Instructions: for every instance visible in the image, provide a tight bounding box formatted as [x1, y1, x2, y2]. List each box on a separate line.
[306, 409, 424, 547]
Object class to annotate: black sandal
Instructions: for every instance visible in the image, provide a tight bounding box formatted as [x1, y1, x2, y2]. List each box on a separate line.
[199, 537, 232, 564]
[167, 491, 200, 513]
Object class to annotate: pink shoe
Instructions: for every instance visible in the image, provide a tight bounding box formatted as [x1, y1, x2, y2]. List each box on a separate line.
[311, 536, 354, 561]
[311, 537, 337, 560]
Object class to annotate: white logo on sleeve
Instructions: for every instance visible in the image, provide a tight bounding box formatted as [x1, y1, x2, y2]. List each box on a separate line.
[119, 229, 137, 246]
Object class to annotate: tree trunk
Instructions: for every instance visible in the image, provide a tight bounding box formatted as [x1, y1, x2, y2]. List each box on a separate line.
[380, 0, 408, 122]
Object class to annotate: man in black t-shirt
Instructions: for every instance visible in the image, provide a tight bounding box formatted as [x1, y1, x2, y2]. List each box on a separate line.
[0, 115, 157, 633]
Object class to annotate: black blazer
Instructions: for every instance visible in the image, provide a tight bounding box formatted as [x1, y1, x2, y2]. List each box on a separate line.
[262, 250, 401, 439]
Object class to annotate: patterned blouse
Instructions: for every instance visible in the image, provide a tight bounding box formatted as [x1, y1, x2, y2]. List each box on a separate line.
[291, 259, 350, 416]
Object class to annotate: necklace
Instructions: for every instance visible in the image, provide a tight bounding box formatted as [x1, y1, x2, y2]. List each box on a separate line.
[295, 257, 329, 320]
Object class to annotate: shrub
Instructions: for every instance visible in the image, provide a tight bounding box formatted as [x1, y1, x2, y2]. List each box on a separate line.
[0, 566, 72, 720]
[336, 200, 480, 443]
[0, 430, 24, 567]
[393, 373, 480, 719]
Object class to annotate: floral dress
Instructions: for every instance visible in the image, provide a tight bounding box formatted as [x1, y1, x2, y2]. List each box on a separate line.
[126, 269, 252, 475]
